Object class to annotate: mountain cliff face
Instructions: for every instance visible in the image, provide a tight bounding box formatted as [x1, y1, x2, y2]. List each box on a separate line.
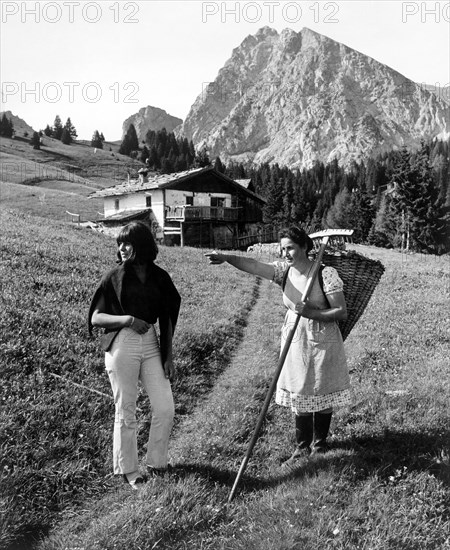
[422, 84, 449, 105]
[122, 106, 182, 140]
[179, 27, 449, 168]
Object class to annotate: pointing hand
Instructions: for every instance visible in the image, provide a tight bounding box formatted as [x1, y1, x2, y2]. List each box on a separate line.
[204, 251, 225, 265]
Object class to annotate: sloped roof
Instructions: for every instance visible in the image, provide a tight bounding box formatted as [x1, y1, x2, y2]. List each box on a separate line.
[89, 166, 265, 203]
[100, 208, 153, 223]
[235, 178, 252, 189]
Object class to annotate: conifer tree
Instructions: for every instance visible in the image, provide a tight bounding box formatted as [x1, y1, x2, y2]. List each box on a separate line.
[389, 143, 446, 252]
[311, 198, 325, 228]
[250, 168, 264, 196]
[43, 124, 52, 137]
[0, 113, 14, 137]
[349, 190, 375, 241]
[214, 156, 225, 173]
[180, 137, 189, 156]
[368, 193, 398, 248]
[193, 145, 211, 168]
[30, 131, 41, 150]
[263, 175, 284, 225]
[0, 114, 6, 137]
[291, 178, 310, 224]
[145, 129, 156, 149]
[157, 142, 166, 162]
[430, 140, 449, 205]
[64, 117, 77, 140]
[148, 146, 160, 170]
[161, 157, 174, 174]
[356, 160, 367, 193]
[53, 115, 63, 140]
[91, 130, 103, 149]
[282, 175, 295, 224]
[158, 128, 168, 153]
[325, 187, 353, 230]
[168, 133, 179, 157]
[188, 140, 196, 160]
[119, 124, 139, 156]
[119, 135, 130, 156]
[175, 155, 188, 172]
[257, 163, 271, 197]
[60, 128, 72, 145]
[366, 158, 382, 195]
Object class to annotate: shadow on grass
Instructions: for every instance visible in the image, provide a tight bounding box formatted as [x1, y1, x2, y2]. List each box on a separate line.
[343, 427, 450, 486]
[173, 425, 450, 498]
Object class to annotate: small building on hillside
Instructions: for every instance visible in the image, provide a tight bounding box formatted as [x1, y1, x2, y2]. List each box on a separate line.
[89, 166, 266, 248]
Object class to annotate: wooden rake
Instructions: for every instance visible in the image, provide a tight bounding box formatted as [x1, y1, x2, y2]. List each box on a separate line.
[227, 228, 354, 503]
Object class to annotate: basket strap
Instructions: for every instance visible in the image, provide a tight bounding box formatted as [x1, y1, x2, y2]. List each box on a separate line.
[282, 265, 329, 306]
[281, 266, 290, 292]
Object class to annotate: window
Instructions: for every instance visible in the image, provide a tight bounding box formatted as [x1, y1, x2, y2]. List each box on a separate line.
[211, 197, 225, 207]
[114, 198, 120, 211]
[146, 195, 152, 207]
[186, 196, 193, 206]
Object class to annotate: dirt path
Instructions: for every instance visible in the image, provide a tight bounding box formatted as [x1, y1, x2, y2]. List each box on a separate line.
[169, 276, 286, 468]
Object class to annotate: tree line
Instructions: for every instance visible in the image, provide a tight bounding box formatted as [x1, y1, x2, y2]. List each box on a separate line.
[225, 140, 449, 254]
[119, 124, 200, 171]
[43, 115, 108, 150]
[42, 115, 78, 145]
[118, 123, 448, 253]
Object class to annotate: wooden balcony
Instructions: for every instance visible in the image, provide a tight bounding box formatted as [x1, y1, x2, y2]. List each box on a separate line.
[165, 206, 242, 222]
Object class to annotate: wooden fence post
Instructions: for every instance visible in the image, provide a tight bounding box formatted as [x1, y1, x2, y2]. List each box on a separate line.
[66, 211, 81, 226]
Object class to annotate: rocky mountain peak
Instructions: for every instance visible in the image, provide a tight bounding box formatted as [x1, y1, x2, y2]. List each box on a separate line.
[122, 106, 182, 141]
[255, 26, 279, 39]
[179, 27, 448, 168]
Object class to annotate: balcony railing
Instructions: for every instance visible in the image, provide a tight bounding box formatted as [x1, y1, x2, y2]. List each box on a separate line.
[165, 206, 242, 221]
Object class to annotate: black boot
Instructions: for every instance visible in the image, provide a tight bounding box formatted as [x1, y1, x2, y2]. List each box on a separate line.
[282, 414, 313, 467]
[312, 411, 332, 453]
[295, 413, 314, 452]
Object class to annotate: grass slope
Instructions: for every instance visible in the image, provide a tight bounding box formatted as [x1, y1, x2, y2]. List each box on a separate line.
[0, 180, 104, 222]
[1, 178, 449, 549]
[0, 135, 144, 221]
[36, 245, 450, 549]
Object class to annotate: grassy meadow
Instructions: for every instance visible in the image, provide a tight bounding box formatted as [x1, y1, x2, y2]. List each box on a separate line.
[0, 206, 257, 549]
[0, 135, 143, 222]
[0, 200, 449, 549]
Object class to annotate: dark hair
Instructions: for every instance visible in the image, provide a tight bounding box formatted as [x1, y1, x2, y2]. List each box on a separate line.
[279, 226, 314, 254]
[116, 221, 158, 264]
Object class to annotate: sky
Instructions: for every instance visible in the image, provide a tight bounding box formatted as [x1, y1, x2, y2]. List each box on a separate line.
[1, 0, 449, 141]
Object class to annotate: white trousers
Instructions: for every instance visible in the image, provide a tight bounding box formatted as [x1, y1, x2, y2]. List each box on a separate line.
[105, 326, 174, 474]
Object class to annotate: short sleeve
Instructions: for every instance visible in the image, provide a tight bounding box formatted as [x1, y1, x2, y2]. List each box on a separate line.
[322, 266, 343, 294]
[272, 261, 289, 286]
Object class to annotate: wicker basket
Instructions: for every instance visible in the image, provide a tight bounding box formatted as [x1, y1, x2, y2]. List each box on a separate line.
[311, 250, 385, 341]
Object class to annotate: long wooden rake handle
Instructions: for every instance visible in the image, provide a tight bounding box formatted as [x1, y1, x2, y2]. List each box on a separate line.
[227, 237, 332, 503]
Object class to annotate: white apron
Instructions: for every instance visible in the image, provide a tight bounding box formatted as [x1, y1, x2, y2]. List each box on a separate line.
[272, 262, 351, 413]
